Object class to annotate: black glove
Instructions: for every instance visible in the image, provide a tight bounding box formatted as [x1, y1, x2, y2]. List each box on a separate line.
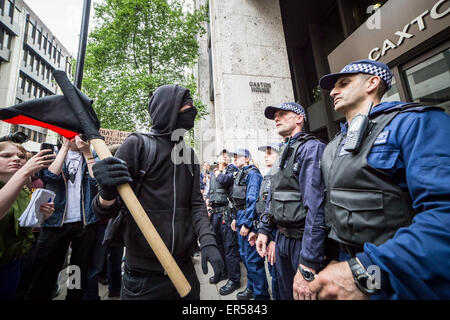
[92, 157, 133, 200]
[201, 245, 225, 283]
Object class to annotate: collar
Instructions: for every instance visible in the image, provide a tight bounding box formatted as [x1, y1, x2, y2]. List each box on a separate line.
[285, 132, 307, 145]
[339, 101, 405, 134]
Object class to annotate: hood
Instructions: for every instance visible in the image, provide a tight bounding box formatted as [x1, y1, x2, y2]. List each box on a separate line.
[148, 85, 193, 135]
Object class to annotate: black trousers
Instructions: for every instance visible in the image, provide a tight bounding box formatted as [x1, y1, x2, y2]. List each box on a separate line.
[25, 221, 97, 300]
[120, 261, 200, 300]
[210, 211, 227, 275]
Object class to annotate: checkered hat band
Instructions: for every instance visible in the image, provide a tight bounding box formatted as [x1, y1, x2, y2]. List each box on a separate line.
[341, 63, 392, 84]
[281, 104, 307, 121]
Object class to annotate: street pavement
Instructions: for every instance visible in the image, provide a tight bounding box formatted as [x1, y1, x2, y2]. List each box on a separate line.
[54, 251, 275, 300]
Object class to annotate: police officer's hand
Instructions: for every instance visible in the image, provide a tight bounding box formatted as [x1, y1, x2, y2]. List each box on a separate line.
[240, 225, 249, 237]
[201, 245, 225, 283]
[308, 261, 369, 300]
[248, 232, 257, 246]
[293, 265, 317, 300]
[256, 233, 268, 258]
[92, 157, 133, 201]
[231, 219, 237, 231]
[267, 240, 276, 265]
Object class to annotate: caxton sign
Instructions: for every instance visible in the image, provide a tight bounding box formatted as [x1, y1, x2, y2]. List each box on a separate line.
[368, 0, 450, 61]
[327, 0, 450, 73]
[249, 82, 271, 93]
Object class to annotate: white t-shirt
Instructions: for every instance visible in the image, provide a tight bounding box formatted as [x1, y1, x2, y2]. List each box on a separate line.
[63, 150, 83, 224]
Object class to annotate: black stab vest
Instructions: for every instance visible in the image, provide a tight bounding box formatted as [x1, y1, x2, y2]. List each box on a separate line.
[271, 134, 317, 228]
[256, 169, 274, 216]
[321, 104, 436, 247]
[231, 166, 258, 208]
[208, 168, 231, 206]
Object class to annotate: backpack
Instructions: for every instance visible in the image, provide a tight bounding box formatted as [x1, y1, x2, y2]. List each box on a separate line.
[102, 132, 157, 247]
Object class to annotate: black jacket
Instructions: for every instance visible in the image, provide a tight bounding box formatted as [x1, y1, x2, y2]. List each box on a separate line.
[92, 85, 216, 273]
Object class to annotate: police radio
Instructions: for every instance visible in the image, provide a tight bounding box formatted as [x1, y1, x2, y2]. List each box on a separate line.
[343, 102, 374, 153]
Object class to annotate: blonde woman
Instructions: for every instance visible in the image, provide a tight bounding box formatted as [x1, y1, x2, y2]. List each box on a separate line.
[0, 141, 55, 299]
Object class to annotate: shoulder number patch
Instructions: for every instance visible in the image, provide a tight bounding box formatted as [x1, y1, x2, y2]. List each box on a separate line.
[374, 130, 390, 145]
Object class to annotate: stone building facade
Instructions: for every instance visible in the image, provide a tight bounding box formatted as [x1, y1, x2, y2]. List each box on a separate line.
[0, 0, 73, 151]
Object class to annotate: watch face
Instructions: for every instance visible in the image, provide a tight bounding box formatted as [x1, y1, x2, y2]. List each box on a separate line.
[300, 268, 315, 282]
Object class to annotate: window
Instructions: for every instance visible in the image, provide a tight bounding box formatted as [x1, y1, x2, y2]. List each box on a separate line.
[381, 77, 400, 103]
[23, 48, 27, 65]
[1, 31, 11, 50]
[404, 48, 450, 113]
[43, 35, 47, 50]
[29, 54, 34, 71]
[35, 58, 40, 74]
[7, 0, 13, 18]
[10, 124, 18, 133]
[31, 23, 36, 40]
[18, 75, 25, 93]
[37, 29, 42, 48]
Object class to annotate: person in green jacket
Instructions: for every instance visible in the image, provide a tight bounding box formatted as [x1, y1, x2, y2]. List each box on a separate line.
[0, 141, 55, 300]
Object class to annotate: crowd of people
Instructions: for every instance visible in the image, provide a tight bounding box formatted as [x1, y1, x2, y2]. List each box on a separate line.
[0, 60, 449, 300]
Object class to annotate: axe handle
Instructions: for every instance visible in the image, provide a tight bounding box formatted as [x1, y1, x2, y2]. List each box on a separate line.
[90, 138, 191, 297]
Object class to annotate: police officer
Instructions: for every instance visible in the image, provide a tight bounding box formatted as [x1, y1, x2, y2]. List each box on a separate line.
[205, 150, 241, 291]
[255, 143, 281, 300]
[231, 149, 270, 300]
[256, 102, 327, 300]
[207, 149, 242, 295]
[205, 151, 230, 284]
[309, 59, 450, 299]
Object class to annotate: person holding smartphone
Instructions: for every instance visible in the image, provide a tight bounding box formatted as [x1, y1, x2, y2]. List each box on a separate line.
[26, 135, 99, 300]
[0, 141, 55, 299]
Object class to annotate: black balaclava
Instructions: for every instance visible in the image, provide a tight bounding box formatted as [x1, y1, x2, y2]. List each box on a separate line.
[175, 107, 198, 130]
[148, 84, 196, 135]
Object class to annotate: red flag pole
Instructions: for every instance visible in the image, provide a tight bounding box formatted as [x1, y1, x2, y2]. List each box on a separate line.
[73, 0, 91, 89]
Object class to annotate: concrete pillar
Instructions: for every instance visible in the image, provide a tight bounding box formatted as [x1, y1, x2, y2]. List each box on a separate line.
[203, 0, 294, 169]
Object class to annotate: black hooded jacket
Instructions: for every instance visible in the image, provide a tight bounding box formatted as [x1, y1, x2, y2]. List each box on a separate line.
[92, 85, 216, 273]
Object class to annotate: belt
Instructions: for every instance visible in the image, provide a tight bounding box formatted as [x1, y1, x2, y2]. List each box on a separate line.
[277, 224, 304, 240]
[124, 265, 166, 277]
[338, 243, 363, 257]
[211, 206, 227, 214]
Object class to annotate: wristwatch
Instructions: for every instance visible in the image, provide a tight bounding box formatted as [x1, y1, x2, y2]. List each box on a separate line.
[298, 265, 315, 282]
[347, 258, 378, 295]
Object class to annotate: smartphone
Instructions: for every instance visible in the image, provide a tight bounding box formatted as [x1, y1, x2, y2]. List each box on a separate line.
[40, 143, 56, 160]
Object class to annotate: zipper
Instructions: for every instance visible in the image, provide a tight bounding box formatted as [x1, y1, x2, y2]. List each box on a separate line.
[171, 143, 176, 255]
[81, 180, 86, 227]
[60, 170, 68, 227]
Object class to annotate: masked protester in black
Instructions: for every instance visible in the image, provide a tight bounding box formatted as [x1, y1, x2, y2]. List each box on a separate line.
[91, 84, 224, 300]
